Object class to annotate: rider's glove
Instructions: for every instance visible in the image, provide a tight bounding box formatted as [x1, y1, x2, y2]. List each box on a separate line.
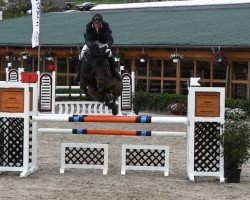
[104, 44, 109, 49]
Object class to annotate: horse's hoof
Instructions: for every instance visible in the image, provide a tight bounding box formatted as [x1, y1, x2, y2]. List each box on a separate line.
[112, 104, 118, 115]
[94, 96, 104, 102]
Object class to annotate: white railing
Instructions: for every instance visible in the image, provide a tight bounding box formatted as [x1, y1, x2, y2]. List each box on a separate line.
[55, 101, 112, 115]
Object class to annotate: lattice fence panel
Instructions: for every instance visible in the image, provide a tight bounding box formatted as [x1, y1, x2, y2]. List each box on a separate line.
[60, 143, 109, 175]
[121, 145, 169, 176]
[194, 122, 221, 172]
[65, 147, 105, 165]
[125, 148, 165, 167]
[0, 117, 24, 167]
[29, 120, 33, 163]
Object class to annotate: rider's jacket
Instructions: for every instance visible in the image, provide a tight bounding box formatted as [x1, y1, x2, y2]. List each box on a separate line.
[85, 21, 114, 47]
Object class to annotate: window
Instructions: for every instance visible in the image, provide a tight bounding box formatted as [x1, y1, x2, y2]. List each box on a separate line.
[213, 63, 227, 79]
[120, 58, 132, 74]
[57, 75, 67, 86]
[136, 79, 146, 91]
[180, 60, 194, 78]
[149, 59, 161, 77]
[12, 56, 21, 69]
[57, 57, 67, 73]
[212, 83, 226, 87]
[34, 57, 43, 72]
[136, 59, 147, 76]
[180, 81, 188, 95]
[199, 82, 210, 87]
[164, 60, 176, 77]
[197, 61, 210, 79]
[24, 57, 32, 72]
[163, 80, 176, 94]
[149, 80, 161, 92]
[69, 57, 78, 74]
[232, 61, 248, 80]
[232, 83, 247, 99]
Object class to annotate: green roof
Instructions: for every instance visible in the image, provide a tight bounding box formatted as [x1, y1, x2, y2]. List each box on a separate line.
[0, 5, 250, 48]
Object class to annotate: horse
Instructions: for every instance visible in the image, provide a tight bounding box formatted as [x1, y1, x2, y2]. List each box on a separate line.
[79, 44, 122, 115]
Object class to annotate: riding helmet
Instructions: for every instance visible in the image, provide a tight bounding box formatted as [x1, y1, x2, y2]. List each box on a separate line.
[92, 13, 103, 24]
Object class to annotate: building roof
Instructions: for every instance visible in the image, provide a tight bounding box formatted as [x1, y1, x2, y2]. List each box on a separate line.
[0, 3, 250, 49]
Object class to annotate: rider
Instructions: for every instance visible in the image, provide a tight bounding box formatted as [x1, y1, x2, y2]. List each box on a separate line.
[74, 13, 121, 82]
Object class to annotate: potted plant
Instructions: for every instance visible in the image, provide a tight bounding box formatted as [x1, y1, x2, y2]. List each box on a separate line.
[166, 103, 187, 115]
[45, 51, 56, 61]
[114, 52, 125, 62]
[170, 50, 183, 63]
[212, 47, 228, 65]
[20, 51, 31, 60]
[137, 52, 150, 63]
[220, 108, 250, 183]
[215, 53, 225, 63]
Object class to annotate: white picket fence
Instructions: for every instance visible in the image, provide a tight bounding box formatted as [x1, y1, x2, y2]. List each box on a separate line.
[55, 101, 111, 115]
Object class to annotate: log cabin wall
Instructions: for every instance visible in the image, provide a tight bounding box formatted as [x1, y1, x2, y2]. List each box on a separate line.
[0, 47, 249, 100]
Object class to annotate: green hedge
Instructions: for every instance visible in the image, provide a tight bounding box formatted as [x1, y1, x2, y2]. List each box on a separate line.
[132, 91, 187, 114]
[132, 91, 250, 115]
[225, 98, 250, 114]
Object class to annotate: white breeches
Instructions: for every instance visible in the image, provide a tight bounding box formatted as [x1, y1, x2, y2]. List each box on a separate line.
[80, 41, 112, 60]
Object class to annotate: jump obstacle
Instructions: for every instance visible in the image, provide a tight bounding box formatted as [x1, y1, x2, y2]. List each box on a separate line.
[33, 115, 187, 136]
[0, 79, 225, 182]
[5, 67, 135, 115]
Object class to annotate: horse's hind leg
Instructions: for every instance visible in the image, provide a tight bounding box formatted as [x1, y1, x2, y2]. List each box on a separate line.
[111, 97, 118, 115]
[111, 80, 122, 98]
[88, 86, 104, 101]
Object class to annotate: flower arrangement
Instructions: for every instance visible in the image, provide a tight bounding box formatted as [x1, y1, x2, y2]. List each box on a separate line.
[215, 53, 225, 63]
[220, 107, 250, 183]
[138, 53, 150, 63]
[170, 50, 183, 63]
[114, 52, 125, 62]
[48, 64, 55, 72]
[225, 107, 247, 121]
[212, 47, 228, 65]
[45, 51, 56, 61]
[67, 49, 78, 62]
[166, 103, 187, 115]
[20, 51, 31, 59]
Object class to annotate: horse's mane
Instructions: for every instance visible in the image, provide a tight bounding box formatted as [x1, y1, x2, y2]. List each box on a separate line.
[89, 43, 107, 60]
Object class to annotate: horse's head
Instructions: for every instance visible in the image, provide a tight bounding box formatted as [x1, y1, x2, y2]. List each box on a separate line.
[87, 43, 111, 88]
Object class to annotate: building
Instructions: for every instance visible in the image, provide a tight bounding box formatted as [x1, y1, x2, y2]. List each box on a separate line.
[1, 1, 250, 99]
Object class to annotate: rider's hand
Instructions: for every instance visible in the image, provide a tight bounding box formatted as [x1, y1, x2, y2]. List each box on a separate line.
[104, 44, 109, 49]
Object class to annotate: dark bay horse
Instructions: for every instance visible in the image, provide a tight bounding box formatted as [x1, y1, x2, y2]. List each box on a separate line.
[80, 44, 122, 115]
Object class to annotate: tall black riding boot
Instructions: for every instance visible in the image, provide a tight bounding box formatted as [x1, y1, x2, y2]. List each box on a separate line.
[80, 80, 89, 97]
[107, 57, 122, 81]
[74, 71, 80, 83]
